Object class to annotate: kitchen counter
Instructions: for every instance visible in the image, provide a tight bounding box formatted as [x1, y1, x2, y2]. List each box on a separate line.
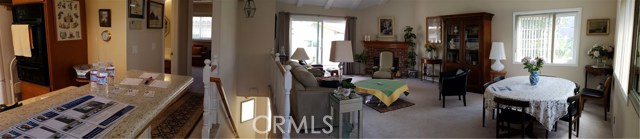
[0, 70, 193, 138]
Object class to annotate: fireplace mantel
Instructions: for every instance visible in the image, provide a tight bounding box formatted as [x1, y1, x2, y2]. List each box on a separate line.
[362, 41, 409, 77]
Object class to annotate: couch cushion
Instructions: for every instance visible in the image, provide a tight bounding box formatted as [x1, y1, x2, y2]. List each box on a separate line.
[292, 67, 319, 87]
[286, 61, 302, 69]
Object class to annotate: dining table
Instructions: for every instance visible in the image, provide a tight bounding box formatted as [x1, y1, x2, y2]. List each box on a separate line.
[484, 76, 576, 131]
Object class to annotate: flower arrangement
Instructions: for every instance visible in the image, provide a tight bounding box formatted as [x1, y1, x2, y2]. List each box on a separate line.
[521, 56, 545, 73]
[588, 44, 614, 60]
[424, 42, 438, 52]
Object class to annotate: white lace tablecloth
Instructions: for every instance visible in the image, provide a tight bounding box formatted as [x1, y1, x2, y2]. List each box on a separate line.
[484, 76, 576, 130]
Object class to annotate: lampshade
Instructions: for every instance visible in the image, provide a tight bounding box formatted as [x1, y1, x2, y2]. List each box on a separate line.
[290, 48, 310, 60]
[330, 41, 354, 62]
[489, 42, 506, 60]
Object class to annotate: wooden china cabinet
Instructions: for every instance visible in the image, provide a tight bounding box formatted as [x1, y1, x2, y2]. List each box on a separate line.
[441, 12, 493, 93]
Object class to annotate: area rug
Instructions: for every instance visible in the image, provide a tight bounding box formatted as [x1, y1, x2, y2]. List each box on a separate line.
[365, 98, 415, 113]
[151, 93, 204, 138]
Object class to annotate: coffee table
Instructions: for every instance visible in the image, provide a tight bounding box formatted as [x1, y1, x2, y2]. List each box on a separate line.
[353, 79, 409, 106]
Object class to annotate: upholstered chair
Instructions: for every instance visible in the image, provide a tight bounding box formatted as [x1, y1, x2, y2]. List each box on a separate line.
[372, 51, 395, 79]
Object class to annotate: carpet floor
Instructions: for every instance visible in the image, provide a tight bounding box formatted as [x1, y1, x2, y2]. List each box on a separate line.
[293, 76, 613, 138]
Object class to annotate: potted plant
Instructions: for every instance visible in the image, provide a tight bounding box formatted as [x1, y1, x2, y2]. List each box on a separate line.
[404, 26, 418, 71]
[340, 81, 356, 97]
[521, 57, 545, 85]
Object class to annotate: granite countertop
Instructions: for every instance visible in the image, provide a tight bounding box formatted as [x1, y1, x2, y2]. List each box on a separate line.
[0, 70, 194, 138]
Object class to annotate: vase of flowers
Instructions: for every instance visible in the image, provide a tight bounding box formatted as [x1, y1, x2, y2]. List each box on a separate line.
[521, 57, 545, 85]
[424, 43, 438, 59]
[588, 44, 614, 67]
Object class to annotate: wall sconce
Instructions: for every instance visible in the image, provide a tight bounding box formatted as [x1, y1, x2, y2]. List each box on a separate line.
[240, 98, 255, 123]
[244, 0, 256, 18]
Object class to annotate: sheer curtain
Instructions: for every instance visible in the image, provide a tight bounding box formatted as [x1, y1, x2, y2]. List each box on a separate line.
[344, 17, 357, 75]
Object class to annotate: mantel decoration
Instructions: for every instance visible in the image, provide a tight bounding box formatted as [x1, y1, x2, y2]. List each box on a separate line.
[424, 42, 438, 59]
[588, 43, 614, 67]
[521, 57, 545, 85]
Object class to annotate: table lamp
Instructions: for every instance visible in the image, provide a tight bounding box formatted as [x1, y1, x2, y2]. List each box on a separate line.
[330, 41, 354, 80]
[291, 48, 310, 65]
[489, 42, 506, 71]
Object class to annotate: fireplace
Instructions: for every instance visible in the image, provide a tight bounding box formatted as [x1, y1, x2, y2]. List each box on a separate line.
[362, 41, 409, 77]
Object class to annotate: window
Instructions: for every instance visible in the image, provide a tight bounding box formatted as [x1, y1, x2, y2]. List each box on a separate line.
[192, 16, 212, 40]
[513, 9, 581, 66]
[290, 15, 346, 70]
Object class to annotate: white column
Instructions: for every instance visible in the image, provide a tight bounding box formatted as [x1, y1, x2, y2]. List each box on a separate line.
[283, 65, 292, 139]
[201, 59, 212, 138]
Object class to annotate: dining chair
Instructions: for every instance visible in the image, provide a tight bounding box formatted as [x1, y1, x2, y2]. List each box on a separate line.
[580, 76, 612, 121]
[482, 76, 506, 127]
[494, 97, 534, 138]
[547, 94, 582, 138]
[439, 68, 470, 108]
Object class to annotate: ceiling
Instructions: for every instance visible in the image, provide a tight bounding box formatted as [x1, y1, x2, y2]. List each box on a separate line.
[278, 0, 388, 10]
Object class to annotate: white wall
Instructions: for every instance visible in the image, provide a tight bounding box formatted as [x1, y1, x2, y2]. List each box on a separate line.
[212, 0, 269, 138]
[86, 0, 128, 77]
[127, 0, 165, 73]
[0, 5, 16, 105]
[235, 0, 276, 97]
[414, 0, 617, 88]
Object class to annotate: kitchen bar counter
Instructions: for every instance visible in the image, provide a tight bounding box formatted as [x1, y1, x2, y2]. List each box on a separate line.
[0, 70, 194, 138]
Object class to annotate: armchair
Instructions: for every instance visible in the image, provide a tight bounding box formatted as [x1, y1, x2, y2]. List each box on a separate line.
[372, 51, 395, 79]
[439, 68, 470, 108]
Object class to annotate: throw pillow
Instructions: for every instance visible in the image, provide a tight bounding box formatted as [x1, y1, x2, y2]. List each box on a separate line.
[308, 69, 324, 77]
[291, 67, 319, 87]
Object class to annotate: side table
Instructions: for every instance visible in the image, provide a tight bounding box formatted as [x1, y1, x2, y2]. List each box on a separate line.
[585, 65, 613, 88]
[489, 70, 507, 81]
[329, 93, 363, 138]
[421, 59, 442, 82]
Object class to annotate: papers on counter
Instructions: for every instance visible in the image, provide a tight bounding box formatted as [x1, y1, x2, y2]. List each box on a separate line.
[2, 95, 136, 138]
[119, 78, 143, 86]
[139, 72, 160, 79]
[149, 80, 170, 88]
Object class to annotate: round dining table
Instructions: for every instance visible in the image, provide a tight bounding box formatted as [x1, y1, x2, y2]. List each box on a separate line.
[484, 76, 576, 130]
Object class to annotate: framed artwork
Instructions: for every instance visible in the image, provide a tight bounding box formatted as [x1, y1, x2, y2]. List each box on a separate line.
[55, 0, 82, 41]
[147, 1, 164, 29]
[587, 19, 610, 35]
[99, 9, 111, 27]
[378, 16, 395, 38]
[128, 0, 145, 19]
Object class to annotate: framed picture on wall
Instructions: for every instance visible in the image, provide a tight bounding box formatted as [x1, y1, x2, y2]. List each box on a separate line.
[587, 19, 610, 35]
[128, 0, 145, 19]
[147, 1, 164, 29]
[378, 16, 395, 38]
[99, 9, 111, 27]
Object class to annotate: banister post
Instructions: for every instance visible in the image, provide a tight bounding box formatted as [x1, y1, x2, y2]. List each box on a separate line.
[275, 53, 281, 62]
[211, 56, 219, 124]
[202, 59, 212, 138]
[283, 65, 292, 139]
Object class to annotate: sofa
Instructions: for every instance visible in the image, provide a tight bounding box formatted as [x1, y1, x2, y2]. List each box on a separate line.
[286, 61, 334, 129]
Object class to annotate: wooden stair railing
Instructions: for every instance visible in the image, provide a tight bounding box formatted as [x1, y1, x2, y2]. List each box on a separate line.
[202, 57, 239, 138]
[269, 50, 292, 139]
